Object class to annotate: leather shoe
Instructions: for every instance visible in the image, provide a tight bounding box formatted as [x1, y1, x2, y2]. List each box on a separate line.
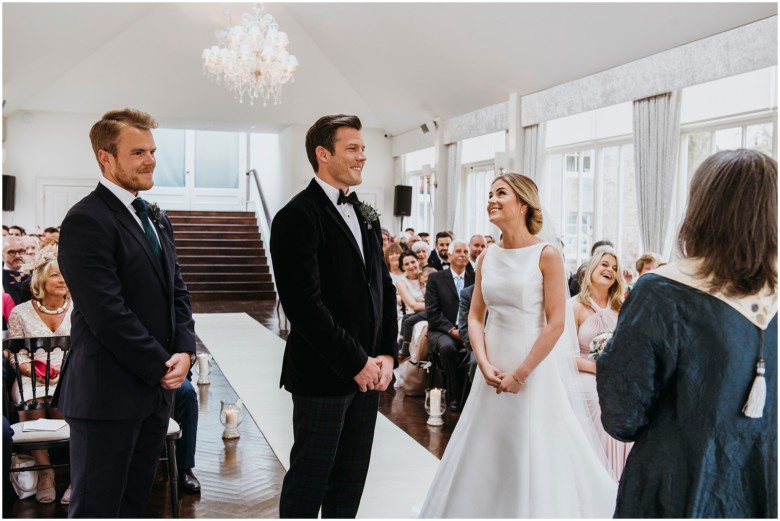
[448, 400, 461, 412]
[179, 469, 201, 494]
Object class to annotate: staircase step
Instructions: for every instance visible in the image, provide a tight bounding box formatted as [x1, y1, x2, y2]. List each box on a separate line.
[174, 238, 264, 249]
[166, 211, 254, 218]
[187, 281, 276, 292]
[179, 256, 265, 265]
[180, 264, 270, 274]
[188, 290, 276, 301]
[184, 272, 272, 283]
[176, 246, 266, 257]
[172, 224, 258, 233]
[168, 216, 258, 225]
[174, 231, 262, 240]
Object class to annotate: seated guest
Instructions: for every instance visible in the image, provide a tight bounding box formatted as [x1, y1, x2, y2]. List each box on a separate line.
[427, 231, 452, 270]
[407, 234, 421, 252]
[380, 228, 391, 250]
[2, 287, 15, 331]
[1, 225, 8, 237]
[383, 243, 405, 283]
[398, 266, 436, 360]
[42, 227, 60, 244]
[8, 226, 24, 237]
[484, 235, 495, 246]
[21, 236, 40, 272]
[174, 379, 201, 494]
[7, 249, 72, 505]
[412, 241, 431, 269]
[397, 250, 426, 317]
[418, 232, 430, 245]
[425, 240, 474, 411]
[635, 252, 660, 277]
[590, 239, 614, 256]
[3, 236, 31, 305]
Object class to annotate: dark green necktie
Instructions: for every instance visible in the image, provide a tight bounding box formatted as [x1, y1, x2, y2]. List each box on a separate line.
[131, 198, 163, 266]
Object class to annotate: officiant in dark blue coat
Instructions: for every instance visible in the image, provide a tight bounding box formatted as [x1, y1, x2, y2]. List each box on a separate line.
[598, 149, 777, 518]
[270, 114, 397, 518]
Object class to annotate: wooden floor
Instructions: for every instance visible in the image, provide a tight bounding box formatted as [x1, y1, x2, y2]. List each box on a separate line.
[8, 300, 459, 518]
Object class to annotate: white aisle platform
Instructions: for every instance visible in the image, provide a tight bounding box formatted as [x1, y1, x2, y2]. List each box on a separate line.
[194, 313, 439, 518]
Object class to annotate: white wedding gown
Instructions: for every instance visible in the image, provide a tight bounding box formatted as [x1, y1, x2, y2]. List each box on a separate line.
[419, 242, 617, 518]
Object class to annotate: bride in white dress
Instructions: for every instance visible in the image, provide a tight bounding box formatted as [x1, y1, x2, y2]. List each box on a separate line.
[419, 173, 617, 518]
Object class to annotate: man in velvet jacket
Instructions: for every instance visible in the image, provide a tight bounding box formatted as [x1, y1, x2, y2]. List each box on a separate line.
[58, 109, 196, 518]
[270, 114, 397, 518]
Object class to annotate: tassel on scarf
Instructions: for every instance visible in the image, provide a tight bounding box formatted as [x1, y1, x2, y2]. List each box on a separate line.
[742, 358, 766, 418]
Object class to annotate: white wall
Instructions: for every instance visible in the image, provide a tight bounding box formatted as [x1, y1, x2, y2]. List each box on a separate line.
[2, 113, 396, 233]
[3, 110, 101, 231]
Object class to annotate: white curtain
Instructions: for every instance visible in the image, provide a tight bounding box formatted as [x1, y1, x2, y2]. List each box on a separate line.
[522, 122, 546, 182]
[446, 143, 461, 232]
[632, 92, 681, 256]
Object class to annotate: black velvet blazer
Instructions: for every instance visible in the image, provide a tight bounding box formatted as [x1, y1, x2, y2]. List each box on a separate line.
[270, 179, 398, 396]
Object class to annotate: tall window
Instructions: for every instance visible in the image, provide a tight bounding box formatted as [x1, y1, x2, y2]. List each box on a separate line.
[543, 143, 639, 272]
[402, 148, 435, 234]
[460, 161, 496, 240]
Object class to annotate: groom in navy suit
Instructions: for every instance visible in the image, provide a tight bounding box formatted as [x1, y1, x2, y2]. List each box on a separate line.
[270, 115, 398, 518]
[58, 109, 196, 517]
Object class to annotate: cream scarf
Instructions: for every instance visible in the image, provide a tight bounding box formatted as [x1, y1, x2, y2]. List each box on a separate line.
[652, 258, 776, 418]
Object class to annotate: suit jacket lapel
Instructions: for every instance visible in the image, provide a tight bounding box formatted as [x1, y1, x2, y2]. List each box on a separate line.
[307, 181, 367, 273]
[96, 184, 167, 287]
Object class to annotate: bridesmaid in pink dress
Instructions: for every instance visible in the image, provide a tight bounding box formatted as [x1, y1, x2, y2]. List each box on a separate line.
[572, 247, 632, 480]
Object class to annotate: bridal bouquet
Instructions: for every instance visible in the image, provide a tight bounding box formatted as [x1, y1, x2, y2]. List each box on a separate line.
[589, 330, 614, 361]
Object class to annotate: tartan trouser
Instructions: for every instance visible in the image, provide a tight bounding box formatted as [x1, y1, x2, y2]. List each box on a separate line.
[280, 390, 380, 518]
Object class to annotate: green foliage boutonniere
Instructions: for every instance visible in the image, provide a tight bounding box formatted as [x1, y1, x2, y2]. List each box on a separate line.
[358, 202, 380, 230]
[148, 202, 166, 230]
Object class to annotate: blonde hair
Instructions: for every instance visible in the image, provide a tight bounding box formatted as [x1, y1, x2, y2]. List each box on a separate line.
[576, 249, 625, 313]
[491, 172, 543, 235]
[30, 257, 67, 301]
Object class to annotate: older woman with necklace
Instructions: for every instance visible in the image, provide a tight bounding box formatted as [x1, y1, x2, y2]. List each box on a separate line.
[7, 246, 72, 505]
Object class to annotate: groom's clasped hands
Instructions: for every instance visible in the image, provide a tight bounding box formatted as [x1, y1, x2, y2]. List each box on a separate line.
[353, 355, 394, 392]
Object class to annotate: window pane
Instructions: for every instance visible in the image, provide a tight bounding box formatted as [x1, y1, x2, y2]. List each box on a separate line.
[600, 146, 620, 250]
[686, 132, 712, 183]
[713, 127, 742, 152]
[620, 144, 641, 268]
[746, 123, 774, 155]
[462, 164, 495, 239]
[194, 131, 239, 188]
[151, 129, 185, 188]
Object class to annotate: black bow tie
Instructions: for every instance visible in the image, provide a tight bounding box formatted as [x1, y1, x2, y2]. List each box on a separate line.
[337, 190, 360, 206]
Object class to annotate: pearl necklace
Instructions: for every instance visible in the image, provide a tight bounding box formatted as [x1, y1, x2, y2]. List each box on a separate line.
[34, 299, 69, 315]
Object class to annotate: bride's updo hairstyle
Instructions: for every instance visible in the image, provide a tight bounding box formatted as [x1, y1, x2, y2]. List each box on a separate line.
[492, 172, 543, 235]
[678, 149, 776, 297]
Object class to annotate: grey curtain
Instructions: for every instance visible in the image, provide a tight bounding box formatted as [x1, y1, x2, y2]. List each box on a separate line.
[522, 123, 546, 182]
[632, 92, 681, 256]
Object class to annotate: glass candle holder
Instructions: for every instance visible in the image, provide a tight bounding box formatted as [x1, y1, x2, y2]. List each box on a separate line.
[424, 387, 447, 426]
[195, 353, 212, 385]
[219, 399, 244, 439]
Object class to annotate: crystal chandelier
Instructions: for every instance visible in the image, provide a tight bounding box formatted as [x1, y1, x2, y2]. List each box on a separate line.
[202, 4, 299, 106]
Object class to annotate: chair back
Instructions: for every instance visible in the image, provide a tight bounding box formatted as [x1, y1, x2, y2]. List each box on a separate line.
[3, 336, 71, 411]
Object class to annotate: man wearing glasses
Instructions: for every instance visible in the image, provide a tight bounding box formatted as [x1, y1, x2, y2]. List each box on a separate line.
[2, 236, 31, 304]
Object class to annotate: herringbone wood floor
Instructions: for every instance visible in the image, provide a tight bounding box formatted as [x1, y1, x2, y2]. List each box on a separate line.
[7, 301, 458, 518]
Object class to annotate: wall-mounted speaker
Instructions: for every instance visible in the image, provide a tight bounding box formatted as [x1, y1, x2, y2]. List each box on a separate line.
[2, 175, 15, 212]
[393, 185, 412, 217]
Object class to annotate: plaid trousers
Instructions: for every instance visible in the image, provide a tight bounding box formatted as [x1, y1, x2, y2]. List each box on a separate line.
[280, 391, 380, 518]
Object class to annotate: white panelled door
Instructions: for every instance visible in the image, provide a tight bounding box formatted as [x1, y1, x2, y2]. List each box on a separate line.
[39, 179, 94, 228]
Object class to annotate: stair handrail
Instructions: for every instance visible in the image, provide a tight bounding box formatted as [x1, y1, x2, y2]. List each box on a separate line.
[245, 169, 288, 331]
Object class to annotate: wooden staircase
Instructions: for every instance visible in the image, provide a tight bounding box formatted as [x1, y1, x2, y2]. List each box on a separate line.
[168, 210, 276, 301]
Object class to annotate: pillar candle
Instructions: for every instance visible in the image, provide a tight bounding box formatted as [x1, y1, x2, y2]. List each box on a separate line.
[430, 388, 441, 414]
[225, 409, 238, 429]
[198, 353, 209, 374]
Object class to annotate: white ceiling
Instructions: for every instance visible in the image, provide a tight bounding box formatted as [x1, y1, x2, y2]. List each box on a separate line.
[3, 2, 776, 135]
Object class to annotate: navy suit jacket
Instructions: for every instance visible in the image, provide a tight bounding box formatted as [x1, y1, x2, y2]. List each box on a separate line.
[425, 268, 475, 343]
[270, 179, 398, 396]
[57, 183, 196, 420]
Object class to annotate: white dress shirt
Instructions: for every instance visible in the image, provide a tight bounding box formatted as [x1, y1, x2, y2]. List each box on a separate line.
[99, 177, 161, 243]
[313, 176, 364, 262]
